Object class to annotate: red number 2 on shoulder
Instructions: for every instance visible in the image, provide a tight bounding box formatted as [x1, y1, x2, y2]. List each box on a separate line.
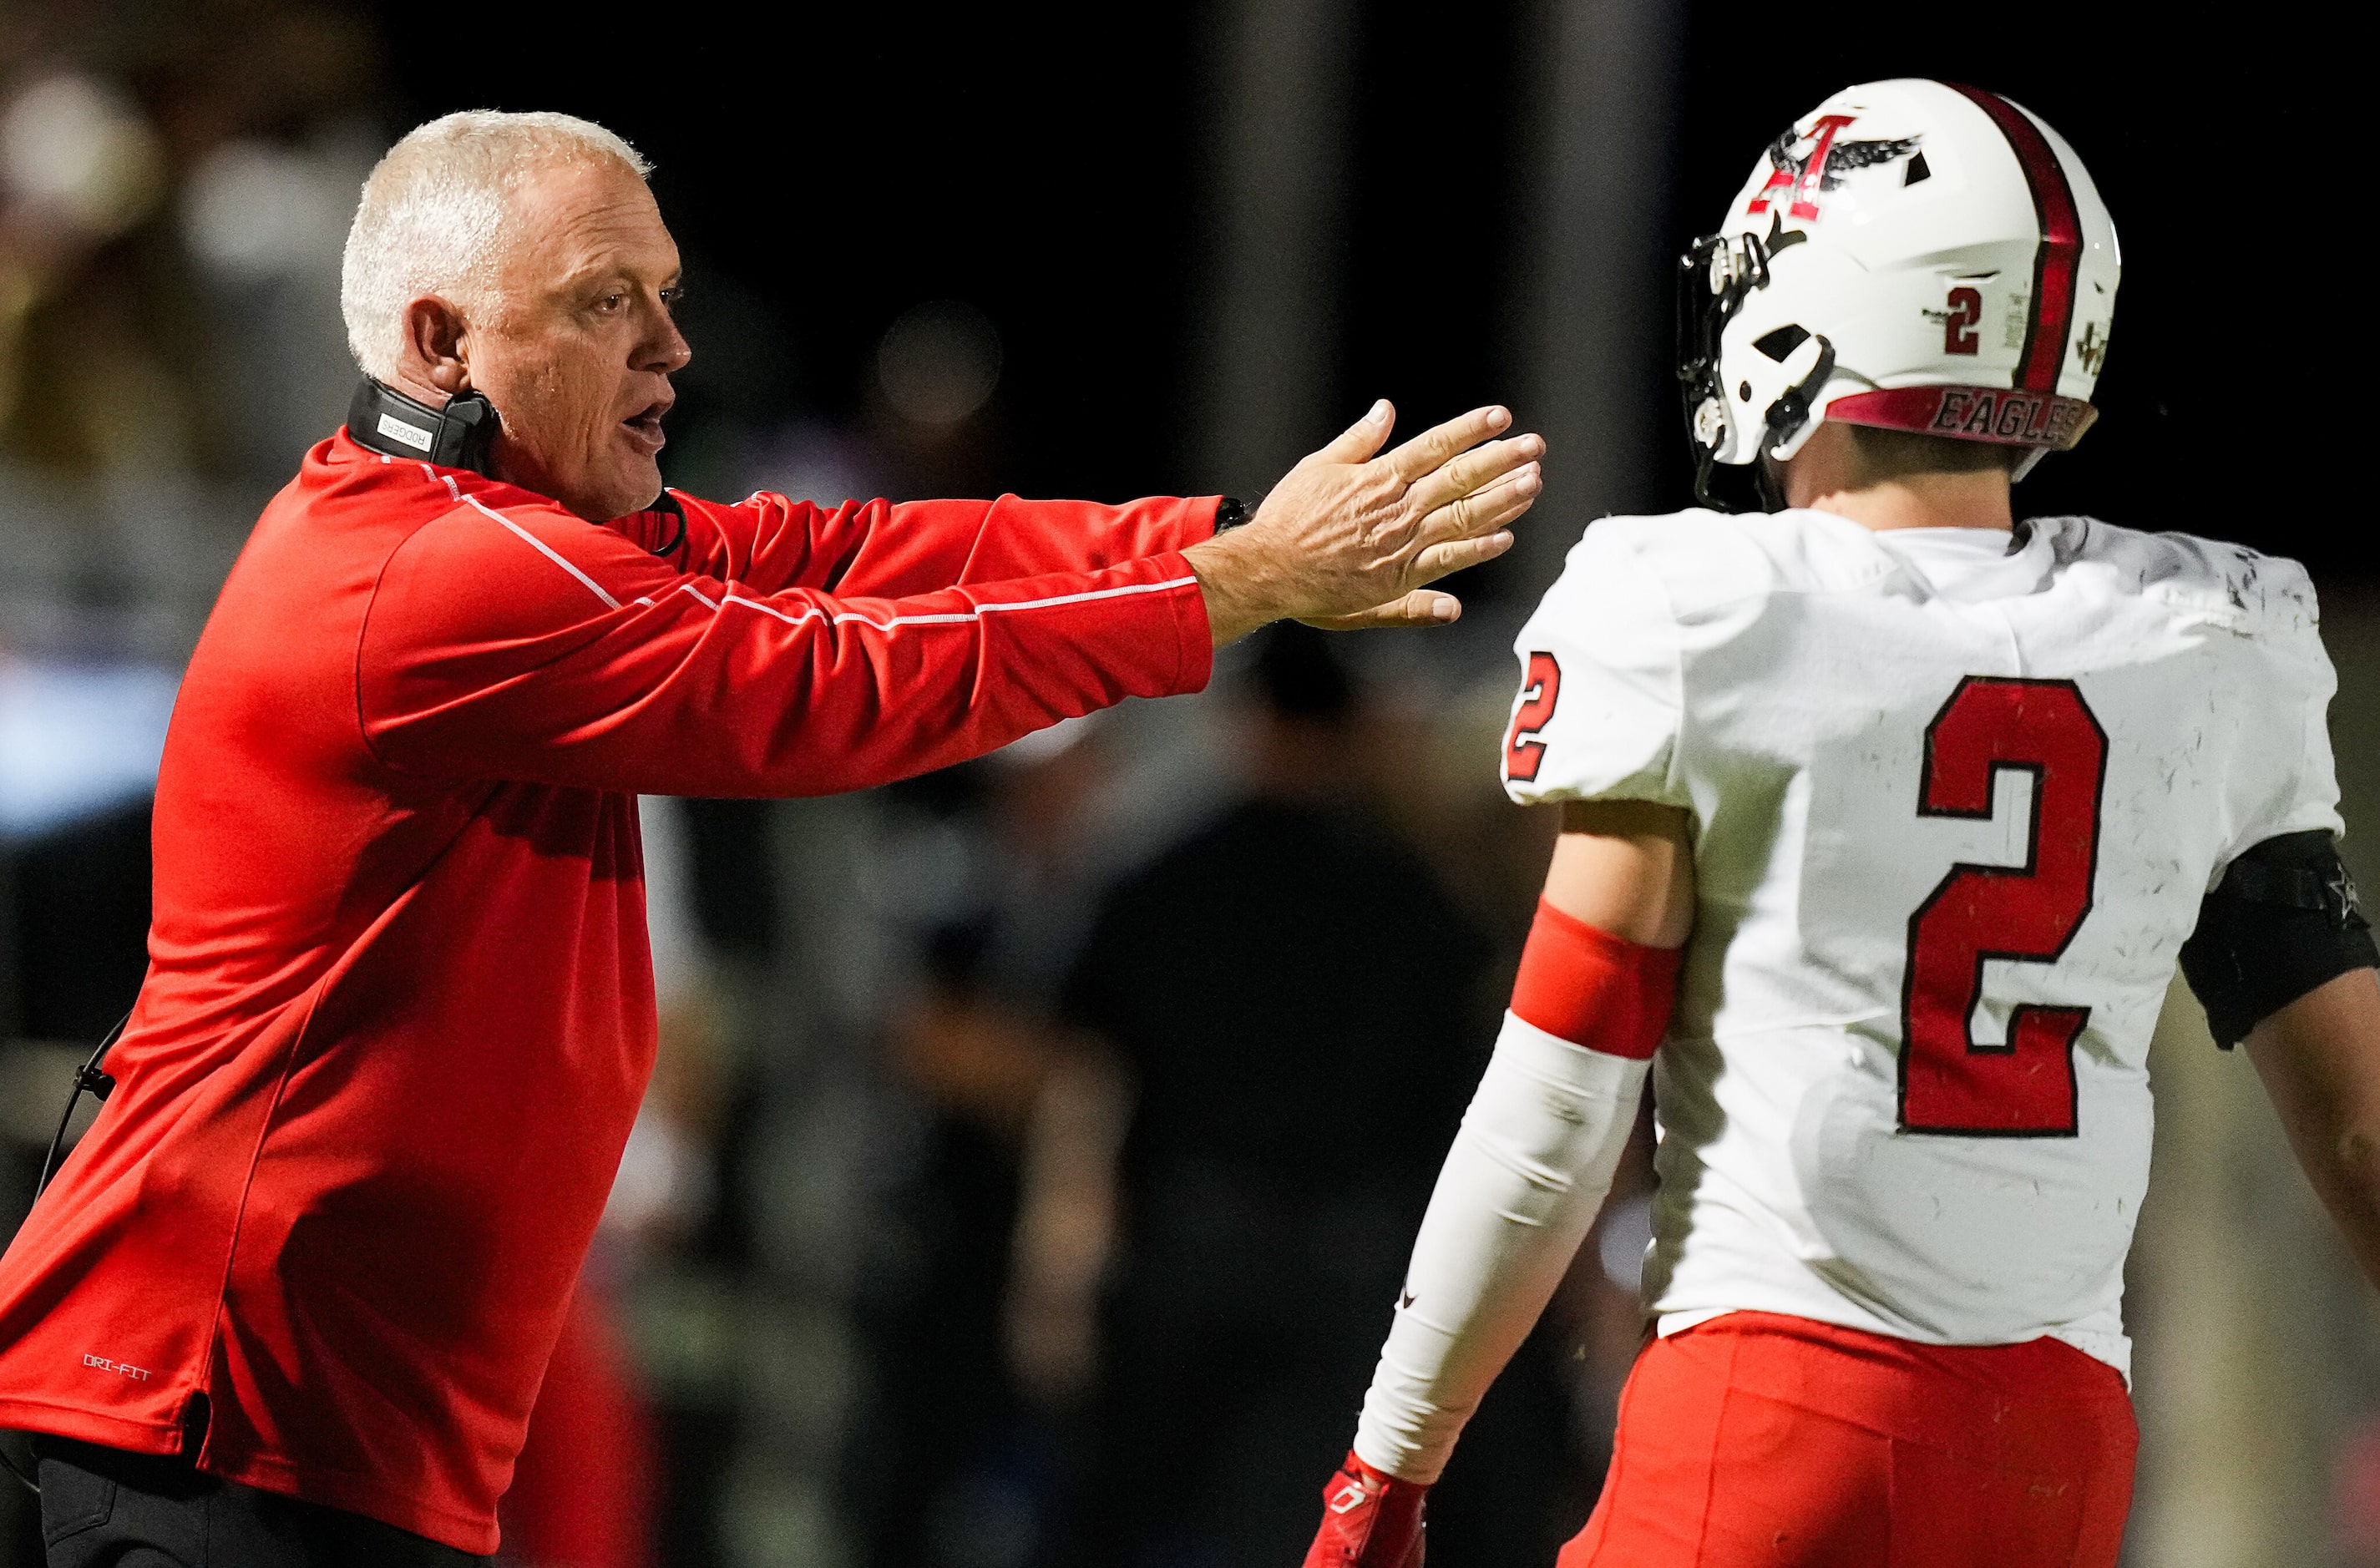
[1901, 676, 2108, 1136]
[1505, 652, 1562, 782]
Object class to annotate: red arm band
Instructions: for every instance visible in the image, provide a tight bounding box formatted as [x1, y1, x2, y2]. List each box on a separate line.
[1509, 898, 1684, 1059]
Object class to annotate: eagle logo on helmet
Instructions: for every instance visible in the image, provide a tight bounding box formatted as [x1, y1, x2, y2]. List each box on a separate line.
[1748, 114, 1925, 221]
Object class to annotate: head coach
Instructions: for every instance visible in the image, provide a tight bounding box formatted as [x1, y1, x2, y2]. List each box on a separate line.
[0, 111, 1542, 1565]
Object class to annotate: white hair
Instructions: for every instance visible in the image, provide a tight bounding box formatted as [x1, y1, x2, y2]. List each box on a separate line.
[339, 110, 651, 381]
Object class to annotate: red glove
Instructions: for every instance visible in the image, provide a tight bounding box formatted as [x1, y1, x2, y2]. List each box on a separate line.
[1302, 1449, 1427, 1568]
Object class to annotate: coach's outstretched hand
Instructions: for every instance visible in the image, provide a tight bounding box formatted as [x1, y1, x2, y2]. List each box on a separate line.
[1184, 402, 1543, 645]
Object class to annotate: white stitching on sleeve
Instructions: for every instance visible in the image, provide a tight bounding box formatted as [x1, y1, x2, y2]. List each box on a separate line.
[458, 493, 623, 609]
[430, 466, 1195, 630]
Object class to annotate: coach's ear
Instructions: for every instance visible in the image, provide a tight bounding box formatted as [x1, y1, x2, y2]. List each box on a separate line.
[398, 295, 474, 400]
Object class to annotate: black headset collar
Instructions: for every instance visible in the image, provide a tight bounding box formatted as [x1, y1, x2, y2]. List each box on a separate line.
[347, 378, 500, 477]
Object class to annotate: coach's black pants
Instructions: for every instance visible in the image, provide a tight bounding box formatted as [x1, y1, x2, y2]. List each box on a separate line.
[33, 1438, 485, 1567]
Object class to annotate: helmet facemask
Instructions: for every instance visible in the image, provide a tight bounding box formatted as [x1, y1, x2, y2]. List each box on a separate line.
[1678, 223, 1837, 512]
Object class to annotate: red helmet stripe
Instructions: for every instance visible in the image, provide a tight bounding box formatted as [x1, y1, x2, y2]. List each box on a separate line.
[1945, 83, 2081, 394]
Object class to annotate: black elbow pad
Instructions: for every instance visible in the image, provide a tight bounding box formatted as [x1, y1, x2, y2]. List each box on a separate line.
[2179, 830, 2379, 1048]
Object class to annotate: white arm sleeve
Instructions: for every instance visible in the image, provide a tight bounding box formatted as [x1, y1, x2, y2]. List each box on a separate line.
[1350, 1011, 1647, 1484]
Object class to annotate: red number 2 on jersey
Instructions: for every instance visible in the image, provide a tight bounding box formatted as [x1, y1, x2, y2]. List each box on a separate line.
[1901, 676, 2108, 1136]
[1505, 652, 1561, 782]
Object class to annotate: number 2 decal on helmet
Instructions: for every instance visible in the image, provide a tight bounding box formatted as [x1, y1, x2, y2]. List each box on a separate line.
[1942, 286, 1983, 355]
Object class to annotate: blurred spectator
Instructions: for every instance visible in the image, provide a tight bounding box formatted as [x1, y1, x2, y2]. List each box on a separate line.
[0, 66, 176, 477]
[2, 2, 387, 670]
[1056, 625, 1573, 1568]
[842, 717, 1129, 1568]
[1, 1, 382, 484]
[850, 925, 1059, 1568]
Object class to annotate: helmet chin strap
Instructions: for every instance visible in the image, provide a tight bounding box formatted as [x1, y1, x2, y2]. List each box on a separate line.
[1760, 335, 1836, 460]
[1750, 334, 1836, 513]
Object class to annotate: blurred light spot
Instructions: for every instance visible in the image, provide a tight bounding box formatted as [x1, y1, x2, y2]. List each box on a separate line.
[1597, 1191, 1653, 1292]
[739, 420, 875, 512]
[0, 659, 179, 839]
[0, 74, 164, 240]
[875, 300, 1000, 427]
[997, 712, 1101, 768]
[180, 140, 350, 281]
[602, 1105, 715, 1237]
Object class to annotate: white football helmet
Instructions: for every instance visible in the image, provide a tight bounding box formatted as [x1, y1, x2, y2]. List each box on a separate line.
[1678, 78, 2119, 509]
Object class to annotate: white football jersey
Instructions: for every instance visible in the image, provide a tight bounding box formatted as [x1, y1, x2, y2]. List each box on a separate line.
[1503, 508, 2342, 1377]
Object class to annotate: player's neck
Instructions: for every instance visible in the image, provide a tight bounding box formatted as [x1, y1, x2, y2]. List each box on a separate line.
[1792, 468, 2013, 534]
[1773, 422, 2016, 534]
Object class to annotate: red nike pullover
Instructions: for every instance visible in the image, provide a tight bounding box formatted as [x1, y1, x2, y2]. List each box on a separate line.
[0, 433, 1216, 1551]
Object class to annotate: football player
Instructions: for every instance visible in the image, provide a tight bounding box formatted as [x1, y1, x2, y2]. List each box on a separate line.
[1300, 78, 2380, 1567]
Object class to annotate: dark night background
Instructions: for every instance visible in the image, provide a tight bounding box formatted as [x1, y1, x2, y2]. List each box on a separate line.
[381, 4, 2347, 572]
